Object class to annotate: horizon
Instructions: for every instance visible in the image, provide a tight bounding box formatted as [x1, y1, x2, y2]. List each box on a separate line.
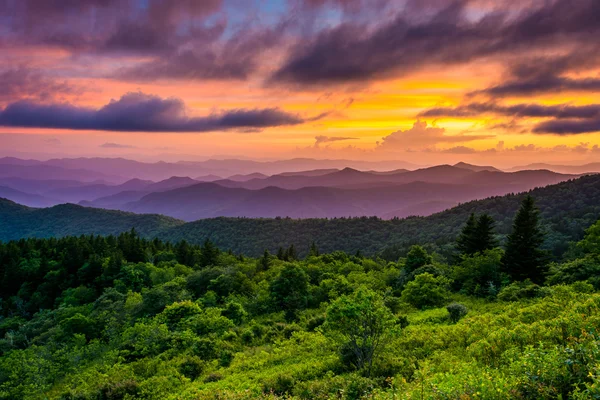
[1, 1, 600, 168]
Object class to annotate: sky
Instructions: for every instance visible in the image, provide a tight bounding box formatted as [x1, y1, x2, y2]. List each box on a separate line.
[1, 0, 600, 167]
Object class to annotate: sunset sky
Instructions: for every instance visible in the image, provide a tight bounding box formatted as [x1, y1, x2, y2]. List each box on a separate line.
[1, 0, 600, 167]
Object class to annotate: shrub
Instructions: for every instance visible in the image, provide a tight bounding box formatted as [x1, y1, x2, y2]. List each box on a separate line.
[497, 280, 550, 302]
[178, 356, 204, 380]
[203, 373, 222, 383]
[401, 273, 450, 309]
[446, 303, 468, 323]
[262, 373, 295, 396]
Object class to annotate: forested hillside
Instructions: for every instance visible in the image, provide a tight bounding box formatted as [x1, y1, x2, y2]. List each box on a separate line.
[1, 200, 600, 399]
[159, 174, 600, 259]
[0, 199, 183, 241]
[2, 175, 600, 260]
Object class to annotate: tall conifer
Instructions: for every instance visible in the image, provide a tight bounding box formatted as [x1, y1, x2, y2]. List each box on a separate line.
[502, 195, 546, 283]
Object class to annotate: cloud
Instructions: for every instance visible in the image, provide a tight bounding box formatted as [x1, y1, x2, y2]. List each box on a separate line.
[0, 92, 314, 132]
[377, 120, 493, 151]
[440, 146, 479, 154]
[421, 102, 600, 135]
[100, 142, 137, 149]
[426, 141, 600, 155]
[0, 67, 77, 102]
[421, 102, 600, 119]
[270, 0, 600, 85]
[533, 118, 600, 135]
[471, 52, 600, 97]
[3, 0, 223, 51]
[314, 135, 358, 147]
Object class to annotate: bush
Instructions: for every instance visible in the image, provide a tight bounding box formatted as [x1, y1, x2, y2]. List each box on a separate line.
[262, 373, 295, 396]
[497, 280, 550, 302]
[178, 356, 204, 380]
[446, 303, 468, 323]
[203, 373, 223, 383]
[401, 273, 451, 309]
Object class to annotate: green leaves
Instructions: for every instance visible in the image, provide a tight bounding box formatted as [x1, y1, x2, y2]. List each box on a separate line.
[323, 287, 399, 375]
[401, 272, 451, 309]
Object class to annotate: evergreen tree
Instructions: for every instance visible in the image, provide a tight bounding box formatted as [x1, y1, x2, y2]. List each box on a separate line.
[502, 195, 547, 283]
[259, 250, 271, 271]
[286, 244, 298, 261]
[276, 247, 285, 260]
[456, 213, 477, 256]
[457, 213, 498, 256]
[309, 241, 320, 257]
[199, 239, 219, 267]
[404, 245, 432, 273]
[473, 214, 498, 253]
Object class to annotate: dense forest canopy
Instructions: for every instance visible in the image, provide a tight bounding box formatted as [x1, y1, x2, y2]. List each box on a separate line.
[1, 195, 600, 399]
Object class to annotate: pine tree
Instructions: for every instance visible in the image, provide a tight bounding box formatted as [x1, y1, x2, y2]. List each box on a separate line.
[309, 241, 320, 257]
[276, 247, 285, 260]
[259, 250, 271, 271]
[473, 214, 497, 253]
[502, 195, 546, 283]
[200, 239, 220, 267]
[287, 244, 298, 261]
[456, 213, 478, 256]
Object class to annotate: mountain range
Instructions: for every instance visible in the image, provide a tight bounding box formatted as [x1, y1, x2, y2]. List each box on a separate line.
[2, 174, 599, 259]
[0, 156, 585, 219]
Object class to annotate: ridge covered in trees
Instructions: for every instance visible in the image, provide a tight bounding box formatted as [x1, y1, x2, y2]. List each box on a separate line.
[2, 174, 600, 260]
[1, 196, 600, 399]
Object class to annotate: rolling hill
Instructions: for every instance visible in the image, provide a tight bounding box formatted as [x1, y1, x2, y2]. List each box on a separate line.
[0, 198, 184, 242]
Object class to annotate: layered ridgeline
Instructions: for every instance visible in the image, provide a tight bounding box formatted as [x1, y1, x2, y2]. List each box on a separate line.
[1, 174, 600, 259]
[0, 158, 581, 215]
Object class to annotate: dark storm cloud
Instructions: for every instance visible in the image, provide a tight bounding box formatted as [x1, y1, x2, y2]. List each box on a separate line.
[0, 92, 309, 132]
[271, 0, 600, 85]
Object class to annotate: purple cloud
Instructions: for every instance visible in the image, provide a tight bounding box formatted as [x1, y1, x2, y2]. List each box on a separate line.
[421, 102, 600, 135]
[421, 103, 600, 120]
[271, 0, 600, 85]
[0, 92, 311, 132]
[0, 67, 77, 102]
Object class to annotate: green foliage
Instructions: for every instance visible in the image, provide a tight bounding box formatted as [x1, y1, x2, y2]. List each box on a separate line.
[1, 214, 600, 399]
[404, 245, 432, 273]
[446, 303, 468, 323]
[456, 213, 477, 256]
[497, 279, 549, 302]
[270, 264, 309, 321]
[453, 248, 503, 297]
[502, 195, 547, 283]
[401, 273, 451, 309]
[323, 288, 398, 375]
[578, 218, 600, 254]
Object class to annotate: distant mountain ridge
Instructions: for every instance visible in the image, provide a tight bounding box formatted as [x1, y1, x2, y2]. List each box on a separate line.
[2, 174, 599, 260]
